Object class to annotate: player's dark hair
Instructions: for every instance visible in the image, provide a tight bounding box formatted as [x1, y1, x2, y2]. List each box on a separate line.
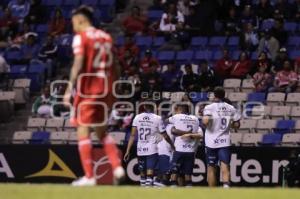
[176, 103, 190, 114]
[214, 87, 225, 100]
[72, 5, 94, 23]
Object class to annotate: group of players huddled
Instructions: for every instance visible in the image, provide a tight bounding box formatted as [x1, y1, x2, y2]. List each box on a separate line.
[65, 5, 241, 187]
[124, 87, 241, 188]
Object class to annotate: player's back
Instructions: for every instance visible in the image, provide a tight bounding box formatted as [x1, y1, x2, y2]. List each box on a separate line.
[169, 114, 199, 153]
[132, 112, 165, 156]
[72, 27, 113, 95]
[204, 102, 237, 134]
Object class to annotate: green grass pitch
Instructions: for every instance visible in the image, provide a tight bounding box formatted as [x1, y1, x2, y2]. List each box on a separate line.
[0, 184, 299, 199]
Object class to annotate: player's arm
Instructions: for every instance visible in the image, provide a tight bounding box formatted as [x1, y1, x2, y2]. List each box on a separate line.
[124, 126, 137, 161]
[231, 120, 240, 130]
[161, 132, 175, 150]
[66, 55, 84, 92]
[202, 115, 211, 128]
[171, 126, 191, 136]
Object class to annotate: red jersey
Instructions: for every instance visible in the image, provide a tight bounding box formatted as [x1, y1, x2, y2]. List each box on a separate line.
[72, 27, 114, 97]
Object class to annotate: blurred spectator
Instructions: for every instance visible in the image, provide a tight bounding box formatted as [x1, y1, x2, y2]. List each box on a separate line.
[108, 105, 134, 131]
[294, 55, 300, 74]
[32, 86, 55, 117]
[9, 22, 32, 47]
[253, 64, 272, 92]
[0, 55, 10, 74]
[257, 29, 279, 61]
[198, 60, 216, 92]
[269, 60, 298, 93]
[119, 48, 138, 72]
[20, 33, 39, 63]
[122, 6, 147, 35]
[272, 47, 288, 73]
[159, 3, 189, 50]
[240, 5, 257, 28]
[38, 35, 58, 61]
[181, 93, 192, 102]
[25, 0, 44, 24]
[0, 8, 18, 41]
[271, 19, 288, 46]
[140, 49, 160, 74]
[161, 61, 182, 91]
[149, 0, 164, 10]
[251, 51, 272, 75]
[52, 76, 70, 117]
[274, 0, 293, 19]
[240, 22, 259, 51]
[8, 0, 30, 22]
[177, 0, 195, 17]
[184, 6, 201, 36]
[141, 64, 161, 95]
[214, 49, 234, 80]
[181, 64, 200, 92]
[118, 35, 140, 59]
[294, 0, 300, 21]
[255, 0, 274, 21]
[48, 8, 66, 37]
[223, 6, 240, 36]
[230, 51, 251, 78]
[159, 3, 184, 32]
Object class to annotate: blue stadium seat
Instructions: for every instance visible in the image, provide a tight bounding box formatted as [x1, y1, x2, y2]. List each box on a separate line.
[115, 36, 125, 46]
[84, 0, 99, 6]
[289, 50, 300, 59]
[148, 10, 164, 22]
[284, 22, 297, 33]
[157, 51, 175, 64]
[42, 0, 62, 6]
[251, 51, 258, 60]
[64, 0, 80, 6]
[36, 24, 48, 34]
[176, 50, 194, 65]
[152, 37, 165, 49]
[274, 120, 296, 134]
[5, 51, 22, 63]
[190, 37, 208, 49]
[247, 92, 266, 103]
[194, 50, 213, 61]
[136, 36, 152, 50]
[9, 65, 28, 79]
[287, 36, 300, 47]
[27, 63, 46, 92]
[261, 133, 282, 145]
[30, 131, 50, 144]
[232, 50, 240, 60]
[191, 92, 208, 103]
[209, 36, 226, 47]
[99, 0, 115, 6]
[227, 36, 239, 47]
[212, 50, 223, 60]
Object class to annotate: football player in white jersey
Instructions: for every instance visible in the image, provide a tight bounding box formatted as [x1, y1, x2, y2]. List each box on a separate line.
[124, 104, 174, 186]
[203, 87, 240, 188]
[168, 104, 202, 187]
[155, 123, 175, 186]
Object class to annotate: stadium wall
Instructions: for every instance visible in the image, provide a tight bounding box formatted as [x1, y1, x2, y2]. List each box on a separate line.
[0, 145, 298, 187]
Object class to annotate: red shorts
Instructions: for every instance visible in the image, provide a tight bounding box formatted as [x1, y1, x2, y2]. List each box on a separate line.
[71, 92, 115, 127]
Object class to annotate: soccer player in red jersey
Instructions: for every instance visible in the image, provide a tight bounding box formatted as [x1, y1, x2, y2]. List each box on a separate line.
[63, 6, 124, 186]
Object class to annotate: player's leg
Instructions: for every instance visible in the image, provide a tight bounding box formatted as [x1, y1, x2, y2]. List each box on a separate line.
[72, 126, 96, 186]
[219, 147, 231, 188]
[157, 155, 171, 186]
[170, 151, 181, 186]
[183, 153, 195, 187]
[206, 147, 218, 187]
[145, 153, 158, 186]
[138, 156, 147, 186]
